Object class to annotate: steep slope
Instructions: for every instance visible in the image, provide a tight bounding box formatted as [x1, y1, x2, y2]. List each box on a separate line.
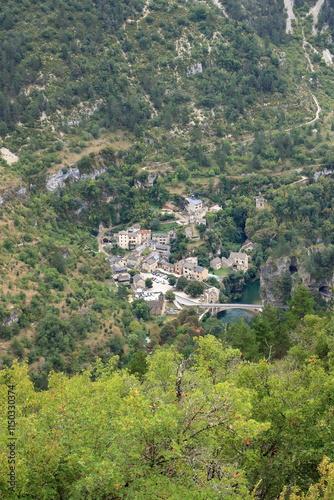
[0, 0, 325, 184]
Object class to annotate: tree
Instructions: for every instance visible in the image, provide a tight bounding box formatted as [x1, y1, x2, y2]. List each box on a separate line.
[207, 276, 220, 287]
[224, 319, 259, 360]
[117, 284, 129, 301]
[202, 317, 225, 338]
[145, 278, 153, 288]
[127, 350, 148, 379]
[185, 281, 205, 298]
[131, 299, 151, 321]
[165, 290, 175, 302]
[176, 276, 188, 290]
[287, 286, 315, 326]
[168, 275, 177, 286]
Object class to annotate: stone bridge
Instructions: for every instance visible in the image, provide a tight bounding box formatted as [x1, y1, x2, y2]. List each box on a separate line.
[197, 303, 263, 320]
[174, 295, 263, 319]
[199, 303, 262, 314]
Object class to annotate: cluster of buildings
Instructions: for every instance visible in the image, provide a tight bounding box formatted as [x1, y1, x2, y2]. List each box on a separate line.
[107, 224, 175, 284]
[210, 252, 249, 272]
[128, 256, 209, 290]
[113, 224, 173, 250]
[159, 256, 209, 281]
[105, 198, 252, 295]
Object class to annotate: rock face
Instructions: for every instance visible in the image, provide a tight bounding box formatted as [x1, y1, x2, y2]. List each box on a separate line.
[260, 255, 334, 305]
[260, 256, 292, 305]
[46, 166, 107, 191]
[0, 185, 29, 206]
[314, 168, 333, 181]
[134, 174, 157, 189]
[187, 63, 203, 75]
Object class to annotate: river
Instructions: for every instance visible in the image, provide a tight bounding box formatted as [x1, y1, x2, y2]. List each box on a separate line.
[218, 280, 261, 325]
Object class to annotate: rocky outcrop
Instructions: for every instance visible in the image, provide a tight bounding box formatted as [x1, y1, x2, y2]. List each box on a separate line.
[260, 256, 292, 305]
[46, 166, 107, 191]
[134, 173, 157, 189]
[0, 185, 29, 206]
[314, 168, 333, 181]
[187, 63, 203, 75]
[260, 254, 334, 305]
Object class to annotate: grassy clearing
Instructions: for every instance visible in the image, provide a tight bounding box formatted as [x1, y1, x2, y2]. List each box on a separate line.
[213, 267, 230, 278]
[157, 222, 179, 232]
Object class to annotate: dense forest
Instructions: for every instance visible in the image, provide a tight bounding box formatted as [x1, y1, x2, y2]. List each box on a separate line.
[1, 0, 334, 497]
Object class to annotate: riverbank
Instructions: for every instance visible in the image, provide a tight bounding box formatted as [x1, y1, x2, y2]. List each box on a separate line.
[218, 280, 261, 325]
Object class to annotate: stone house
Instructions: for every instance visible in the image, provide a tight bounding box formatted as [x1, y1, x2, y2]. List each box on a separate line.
[116, 272, 131, 284]
[159, 261, 174, 273]
[115, 230, 130, 249]
[183, 263, 208, 281]
[139, 229, 152, 241]
[204, 287, 220, 303]
[185, 256, 198, 265]
[256, 198, 266, 209]
[210, 257, 222, 270]
[185, 198, 203, 214]
[153, 233, 170, 245]
[115, 226, 151, 250]
[128, 231, 142, 249]
[109, 255, 126, 267]
[126, 252, 143, 269]
[155, 243, 171, 256]
[230, 252, 248, 271]
[174, 259, 185, 275]
[221, 252, 249, 272]
[132, 274, 145, 291]
[147, 293, 166, 315]
[142, 255, 159, 273]
[112, 265, 128, 275]
[240, 241, 255, 253]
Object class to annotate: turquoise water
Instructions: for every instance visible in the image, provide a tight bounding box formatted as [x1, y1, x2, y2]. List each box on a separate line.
[218, 281, 261, 325]
[235, 280, 261, 305]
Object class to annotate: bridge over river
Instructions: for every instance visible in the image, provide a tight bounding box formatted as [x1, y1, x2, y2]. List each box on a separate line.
[174, 295, 263, 319]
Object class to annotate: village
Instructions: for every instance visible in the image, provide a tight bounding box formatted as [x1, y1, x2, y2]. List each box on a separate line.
[100, 196, 262, 316]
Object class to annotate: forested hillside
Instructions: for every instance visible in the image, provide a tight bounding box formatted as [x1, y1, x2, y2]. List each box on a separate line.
[1, 0, 334, 497]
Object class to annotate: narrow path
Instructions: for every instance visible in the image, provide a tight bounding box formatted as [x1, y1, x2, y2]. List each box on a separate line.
[123, 0, 152, 28]
[305, 93, 322, 125]
[211, 0, 228, 18]
[97, 224, 120, 256]
[302, 28, 314, 72]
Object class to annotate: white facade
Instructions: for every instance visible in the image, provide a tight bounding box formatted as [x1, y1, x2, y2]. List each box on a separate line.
[186, 198, 203, 214]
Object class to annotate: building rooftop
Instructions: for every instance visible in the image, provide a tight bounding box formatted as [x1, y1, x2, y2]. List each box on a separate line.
[186, 198, 203, 205]
[133, 274, 144, 283]
[154, 233, 169, 238]
[156, 244, 170, 250]
[145, 257, 157, 265]
[230, 252, 248, 260]
[183, 262, 205, 272]
[113, 265, 127, 273]
[117, 273, 131, 281]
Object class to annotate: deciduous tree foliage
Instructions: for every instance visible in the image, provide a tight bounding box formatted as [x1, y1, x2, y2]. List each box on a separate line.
[0, 338, 269, 499]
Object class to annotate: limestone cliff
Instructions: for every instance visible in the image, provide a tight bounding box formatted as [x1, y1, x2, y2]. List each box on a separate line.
[260, 254, 334, 305]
